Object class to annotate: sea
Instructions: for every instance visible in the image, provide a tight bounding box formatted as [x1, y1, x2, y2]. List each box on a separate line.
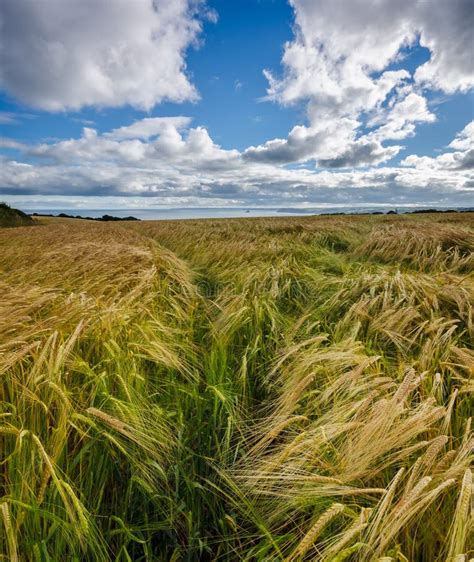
[26, 206, 470, 221]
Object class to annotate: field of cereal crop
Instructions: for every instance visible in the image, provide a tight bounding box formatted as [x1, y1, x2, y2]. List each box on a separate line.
[1, 212, 472, 560]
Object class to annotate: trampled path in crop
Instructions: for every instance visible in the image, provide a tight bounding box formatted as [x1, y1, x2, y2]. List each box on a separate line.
[1, 213, 473, 561]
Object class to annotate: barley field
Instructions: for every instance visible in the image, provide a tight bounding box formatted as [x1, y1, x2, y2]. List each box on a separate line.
[0, 213, 473, 561]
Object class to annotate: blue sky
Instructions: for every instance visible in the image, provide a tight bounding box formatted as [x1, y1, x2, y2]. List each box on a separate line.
[0, 0, 473, 210]
[1, 0, 300, 150]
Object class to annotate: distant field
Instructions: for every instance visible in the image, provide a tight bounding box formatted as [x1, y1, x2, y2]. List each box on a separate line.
[1, 213, 472, 561]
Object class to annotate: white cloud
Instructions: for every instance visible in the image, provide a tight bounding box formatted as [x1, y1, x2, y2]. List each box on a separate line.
[368, 93, 436, 142]
[0, 0, 212, 111]
[414, 0, 474, 93]
[317, 140, 401, 169]
[0, 0, 472, 209]
[449, 121, 474, 151]
[0, 117, 472, 208]
[106, 117, 192, 140]
[271, 0, 473, 105]
[243, 119, 402, 167]
[402, 121, 474, 171]
[28, 117, 239, 167]
[403, 150, 474, 172]
[253, 0, 472, 168]
[0, 111, 17, 124]
[0, 138, 25, 149]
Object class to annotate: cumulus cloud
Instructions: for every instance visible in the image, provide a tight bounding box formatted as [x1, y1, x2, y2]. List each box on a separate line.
[0, 0, 212, 111]
[106, 117, 192, 140]
[0, 1, 472, 208]
[449, 121, 474, 151]
[403, 150, 474, 172]
[269, 0, 473, 107]
[253, 0, 473, 167]
[402, 121, 474, 171]
[318, 140, 401, 169]
[243, 124, 330, 164]
[368, 93, 436, 142]
[414, 0, 474, 93]
[243, 120, 401, 168]
[0, 117, 472, 208]
[27, 117, 239, 168]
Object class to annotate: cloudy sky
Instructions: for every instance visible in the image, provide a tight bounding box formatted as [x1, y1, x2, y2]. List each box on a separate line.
[0, 0, 473, 211]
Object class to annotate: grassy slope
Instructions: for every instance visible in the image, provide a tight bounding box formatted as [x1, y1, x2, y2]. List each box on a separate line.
[0, 214, 472, 561]
[0, 203, 33, 227]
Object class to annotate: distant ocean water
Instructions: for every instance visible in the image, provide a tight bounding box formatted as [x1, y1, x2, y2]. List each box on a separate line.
[29, 208, 297, 220]
[26, 206, 467, 221]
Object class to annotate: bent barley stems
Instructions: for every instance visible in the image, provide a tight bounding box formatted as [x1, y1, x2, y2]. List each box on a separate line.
[0, 213, 472, 560]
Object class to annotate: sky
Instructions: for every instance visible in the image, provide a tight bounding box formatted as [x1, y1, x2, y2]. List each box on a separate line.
[0, 0, 473, 212]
